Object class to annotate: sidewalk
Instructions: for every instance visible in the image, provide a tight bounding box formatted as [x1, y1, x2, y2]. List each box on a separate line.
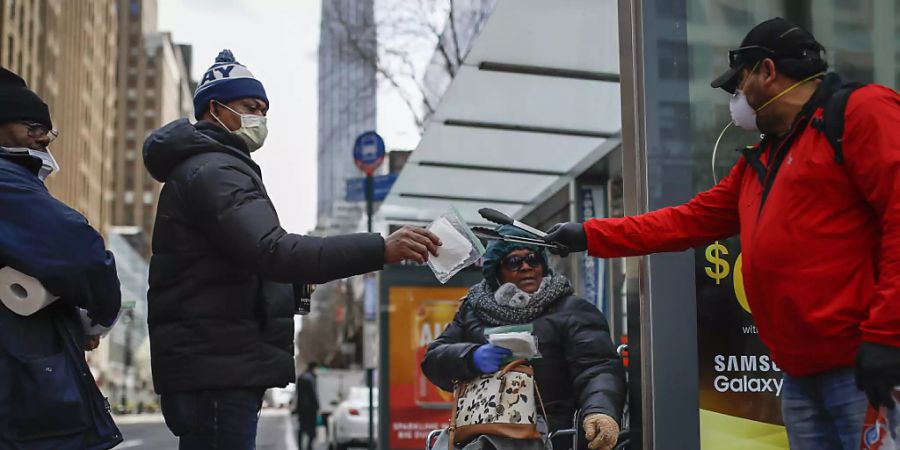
[113, 413, 166, 425]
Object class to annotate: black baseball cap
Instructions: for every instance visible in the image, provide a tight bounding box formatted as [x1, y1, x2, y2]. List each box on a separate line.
[711, 17, 825, 93]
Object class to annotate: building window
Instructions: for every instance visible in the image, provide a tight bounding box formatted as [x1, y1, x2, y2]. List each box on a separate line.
[658, 39, 689, 81]
[124, 191, 135, 204]
[125, 150, 136, 161]
[143, 191, 154, 205]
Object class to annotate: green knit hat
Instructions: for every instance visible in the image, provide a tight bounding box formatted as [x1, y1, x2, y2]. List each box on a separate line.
[482, 225, 551, 290]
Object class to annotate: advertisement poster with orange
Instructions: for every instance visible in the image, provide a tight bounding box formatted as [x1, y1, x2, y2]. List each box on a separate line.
[697, 238, 788, 449]
[388, 286, 467, 449]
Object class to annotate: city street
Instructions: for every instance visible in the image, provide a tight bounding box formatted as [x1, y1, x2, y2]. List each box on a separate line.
[115, 409, 329, 450]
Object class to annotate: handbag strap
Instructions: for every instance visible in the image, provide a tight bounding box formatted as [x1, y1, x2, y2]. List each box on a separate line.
[497, 359, 530, 378]
[533, 378, 549, 425]
[449, 380, 466, 450]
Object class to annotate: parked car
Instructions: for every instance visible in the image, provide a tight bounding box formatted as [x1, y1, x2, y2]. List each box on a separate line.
[318, 369, 365, 416]
[328, 386, 379, 450]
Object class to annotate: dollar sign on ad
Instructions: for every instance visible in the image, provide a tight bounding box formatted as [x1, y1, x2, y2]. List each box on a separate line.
[705, 241, 730, 285]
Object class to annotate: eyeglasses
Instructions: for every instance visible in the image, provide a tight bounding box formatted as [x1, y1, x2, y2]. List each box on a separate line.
[501, 252, 543, 272]
[728, 45, 776, 68]
[18, 121, 59, 143]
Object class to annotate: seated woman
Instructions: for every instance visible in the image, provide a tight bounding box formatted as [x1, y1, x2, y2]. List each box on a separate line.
[422, 225, 626, 450]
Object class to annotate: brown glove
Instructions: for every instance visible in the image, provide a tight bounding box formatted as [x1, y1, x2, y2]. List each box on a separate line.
[583, 413, 619, 450]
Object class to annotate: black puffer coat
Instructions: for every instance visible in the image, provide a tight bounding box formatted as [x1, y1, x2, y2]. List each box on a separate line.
[143, 119, 385, 394]
[421, 294, 626, 434]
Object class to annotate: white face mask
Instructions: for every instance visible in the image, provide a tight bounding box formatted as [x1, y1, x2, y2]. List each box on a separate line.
[3, 147, 60, 181]
[212, 102, 268, 152]
[730, 89, 759, 132]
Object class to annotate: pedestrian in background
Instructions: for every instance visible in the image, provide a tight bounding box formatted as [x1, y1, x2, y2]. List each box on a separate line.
[143, 50, 442, 450]
[296, 362, 321, 450]
[548, 18, 900, 450]
[0, 66, 123, 449]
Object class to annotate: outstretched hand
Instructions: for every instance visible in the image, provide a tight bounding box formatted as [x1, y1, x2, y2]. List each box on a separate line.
[545, 222, 588, 256]
[384, 226, 442, 264]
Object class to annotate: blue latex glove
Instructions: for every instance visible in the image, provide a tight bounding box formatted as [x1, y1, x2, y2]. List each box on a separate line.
[472, 344, 513, 374]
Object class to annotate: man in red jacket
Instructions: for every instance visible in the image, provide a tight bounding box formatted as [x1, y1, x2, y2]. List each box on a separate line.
[547, 18, 900, 449]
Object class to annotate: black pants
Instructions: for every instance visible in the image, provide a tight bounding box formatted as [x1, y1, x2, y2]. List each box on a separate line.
[297, 423, 315, 450]
[161, 388, 265, 450]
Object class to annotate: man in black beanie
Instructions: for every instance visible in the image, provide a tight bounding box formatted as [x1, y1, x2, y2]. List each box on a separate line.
[0, 66, 123, 449]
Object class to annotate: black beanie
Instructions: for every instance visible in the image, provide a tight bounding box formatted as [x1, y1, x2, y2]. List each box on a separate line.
[0, 67, 52, 129]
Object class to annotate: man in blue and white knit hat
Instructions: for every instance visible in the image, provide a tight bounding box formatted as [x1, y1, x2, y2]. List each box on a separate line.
[143, 50, 443, 449]
[191, 49, 270, 151]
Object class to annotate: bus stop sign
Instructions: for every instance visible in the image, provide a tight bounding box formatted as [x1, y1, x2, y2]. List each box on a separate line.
[353, 131, 386, 176]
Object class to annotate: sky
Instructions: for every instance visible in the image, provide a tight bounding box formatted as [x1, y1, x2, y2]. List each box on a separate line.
[157, 0, 423, 234]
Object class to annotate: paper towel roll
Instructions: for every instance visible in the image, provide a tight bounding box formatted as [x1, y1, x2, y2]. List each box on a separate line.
[0, 266, 59, 316]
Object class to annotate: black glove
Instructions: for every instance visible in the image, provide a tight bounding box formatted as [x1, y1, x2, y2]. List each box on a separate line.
[856, 342, 900, 409]
[545, 222, 588, 255]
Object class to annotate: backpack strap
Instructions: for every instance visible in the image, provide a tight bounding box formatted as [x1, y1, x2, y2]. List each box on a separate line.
[739, 145, 766, 185]
[811, 82, 865, 164]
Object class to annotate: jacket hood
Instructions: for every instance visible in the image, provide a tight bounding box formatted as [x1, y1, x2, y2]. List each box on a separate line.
[143, 119, 258, 182]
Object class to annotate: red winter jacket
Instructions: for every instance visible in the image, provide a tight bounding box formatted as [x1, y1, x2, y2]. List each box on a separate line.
[584, 79, 900, 377]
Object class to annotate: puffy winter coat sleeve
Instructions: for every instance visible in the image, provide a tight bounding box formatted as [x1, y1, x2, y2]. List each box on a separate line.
[563, 299, 626, 422]
[0, 161, 121, 326]
[842, 85, 900, 348]
[584, 159, 746, 258]
[182, 159, 385, 284]
[421, 301, 481, 392]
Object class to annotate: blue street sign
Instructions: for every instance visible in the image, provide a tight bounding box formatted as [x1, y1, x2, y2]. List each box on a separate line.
[353, 131, 386, 175]
[345, 173, 398, 202]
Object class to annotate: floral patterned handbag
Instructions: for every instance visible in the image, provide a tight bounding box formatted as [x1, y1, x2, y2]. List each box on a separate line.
[449, 359, 547, 448]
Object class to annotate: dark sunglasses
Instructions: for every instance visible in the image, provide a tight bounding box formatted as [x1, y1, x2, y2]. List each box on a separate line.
[728, 45, 776, 68]
[501, 252, 543, 272]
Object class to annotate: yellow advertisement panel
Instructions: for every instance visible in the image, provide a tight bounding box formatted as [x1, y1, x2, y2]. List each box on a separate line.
[388, 286, 468, 449]
[697, 239, 788, 449]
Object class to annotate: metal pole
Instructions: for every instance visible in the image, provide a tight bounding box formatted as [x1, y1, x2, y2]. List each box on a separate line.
[365, 174, 374, 233]
[365, 173, 375, 449]
[367, 367, 375, 450]
[122, 309, 133, 412]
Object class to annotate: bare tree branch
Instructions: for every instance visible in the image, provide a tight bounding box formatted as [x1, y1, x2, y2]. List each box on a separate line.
[448, 0, 464, 66]
[323, 0, 475, 134]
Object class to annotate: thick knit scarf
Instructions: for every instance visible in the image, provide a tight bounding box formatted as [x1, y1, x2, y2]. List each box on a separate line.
[467, 274, 574, 325]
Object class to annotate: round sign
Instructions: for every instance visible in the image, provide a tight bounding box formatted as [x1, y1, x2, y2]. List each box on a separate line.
[353, 131, 386, 176]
